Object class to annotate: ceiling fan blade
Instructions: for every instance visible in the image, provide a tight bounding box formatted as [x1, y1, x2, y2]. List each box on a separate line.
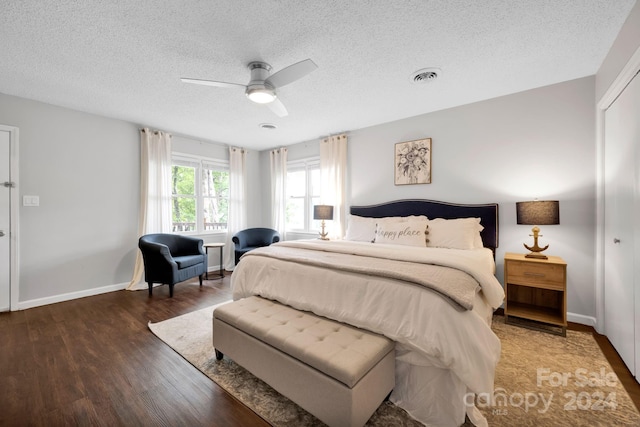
[180, 78, 246, 90]
[266, 98, 288, 117]
[265, 59, 317, 89]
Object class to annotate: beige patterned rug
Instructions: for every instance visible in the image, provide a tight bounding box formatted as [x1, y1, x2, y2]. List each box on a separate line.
[149, 304, 640, 426]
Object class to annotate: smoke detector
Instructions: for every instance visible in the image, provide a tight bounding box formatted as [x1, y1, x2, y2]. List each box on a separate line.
[410, 67, 441, 84]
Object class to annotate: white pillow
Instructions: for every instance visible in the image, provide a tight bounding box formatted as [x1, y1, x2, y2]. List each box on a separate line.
[345, 215, 377, 242]
[345, 215, 428, 241]
[345, 215, 434, 243]
[427, 218, 484, 250]
[374, 220, 429, 247]
[472, 218, 485, 248]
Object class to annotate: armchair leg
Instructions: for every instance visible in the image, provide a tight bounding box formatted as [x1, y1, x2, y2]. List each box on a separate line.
[147, 282, 153, 296]
[199, 274, 204, 287]
[169, 284, 174, 298]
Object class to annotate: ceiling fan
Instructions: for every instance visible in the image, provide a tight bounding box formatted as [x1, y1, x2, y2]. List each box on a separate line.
[181, 59, 318, 117]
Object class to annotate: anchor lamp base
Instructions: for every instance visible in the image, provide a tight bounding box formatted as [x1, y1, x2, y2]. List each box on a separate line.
[523, 226, 549, 259]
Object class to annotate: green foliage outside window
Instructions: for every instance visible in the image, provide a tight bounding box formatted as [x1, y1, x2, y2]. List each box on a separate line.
[172, 164, 229, 232]
[172, 165, 196, 231]
[202, 169, 229, 229]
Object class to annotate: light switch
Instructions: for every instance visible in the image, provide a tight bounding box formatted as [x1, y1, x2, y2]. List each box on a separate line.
[23, 195, 40, 206]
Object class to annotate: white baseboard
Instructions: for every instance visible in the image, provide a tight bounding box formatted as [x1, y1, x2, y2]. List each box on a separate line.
[17, 266, 225, 311]
[17, 282, 129, 311]
[568, 312, 596, 327]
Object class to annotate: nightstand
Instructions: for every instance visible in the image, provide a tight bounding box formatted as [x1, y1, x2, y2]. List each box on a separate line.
[504, 252, 567, 336]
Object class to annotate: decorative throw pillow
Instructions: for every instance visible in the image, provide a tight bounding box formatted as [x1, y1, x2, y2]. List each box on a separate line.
[374, 220, 429, 247]
[345, 215, 377, 242]
[427, 218, 483, 250]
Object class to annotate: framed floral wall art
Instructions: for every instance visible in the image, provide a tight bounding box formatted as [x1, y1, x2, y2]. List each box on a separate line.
[394, 138, 431, 185]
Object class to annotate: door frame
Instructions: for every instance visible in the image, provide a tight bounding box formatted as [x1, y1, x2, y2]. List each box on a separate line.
[0, 124, 19, 311]
[595, 46, 640, 334]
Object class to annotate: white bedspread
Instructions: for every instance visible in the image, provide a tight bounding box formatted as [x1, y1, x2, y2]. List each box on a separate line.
[231, 240, 504, 427]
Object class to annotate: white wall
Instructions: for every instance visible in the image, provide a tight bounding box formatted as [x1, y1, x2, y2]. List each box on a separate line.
[0, 94, 262, 308]
[0, 93, 140, 306]
[283, 77, 597, 322]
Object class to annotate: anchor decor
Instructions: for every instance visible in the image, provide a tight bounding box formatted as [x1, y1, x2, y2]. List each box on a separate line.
[313, 205, 334, 240]
[516, 200, 560, 259]
[523, 225, 549, 258]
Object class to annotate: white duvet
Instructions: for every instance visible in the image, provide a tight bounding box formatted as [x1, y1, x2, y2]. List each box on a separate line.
[231, 240, 504, 427]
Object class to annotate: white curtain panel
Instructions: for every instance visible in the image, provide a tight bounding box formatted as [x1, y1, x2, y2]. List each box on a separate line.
[224, 147, 248, 270]
[320, 134, 348, 239]
[270, 147, 288, 237]
[127, 128, 173, 290]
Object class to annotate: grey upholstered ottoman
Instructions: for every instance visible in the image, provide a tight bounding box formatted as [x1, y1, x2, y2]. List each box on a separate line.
[212, 296, 395, 427]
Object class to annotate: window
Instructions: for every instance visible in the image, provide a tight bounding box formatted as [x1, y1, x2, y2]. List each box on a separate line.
[286, 158, 320, 232]
[172, 155, 229, 233]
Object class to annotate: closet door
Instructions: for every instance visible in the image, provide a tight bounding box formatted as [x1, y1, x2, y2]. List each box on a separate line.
[604, 72, 640, 378]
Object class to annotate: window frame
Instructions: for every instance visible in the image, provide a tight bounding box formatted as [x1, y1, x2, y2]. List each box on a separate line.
[172, 153, 229, 235]
[286, 157, 320, 233]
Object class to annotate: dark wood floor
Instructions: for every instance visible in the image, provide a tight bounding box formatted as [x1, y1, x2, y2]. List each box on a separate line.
[0, 274, 269, 427]
[1, 275, 638, 426]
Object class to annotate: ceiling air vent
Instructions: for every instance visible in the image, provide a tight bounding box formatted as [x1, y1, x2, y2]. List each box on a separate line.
[259, 123, 277, 130]
[410, 67, 441, 84]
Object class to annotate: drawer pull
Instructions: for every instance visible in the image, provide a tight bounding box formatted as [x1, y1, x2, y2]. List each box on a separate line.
[524, 272, 545, 277]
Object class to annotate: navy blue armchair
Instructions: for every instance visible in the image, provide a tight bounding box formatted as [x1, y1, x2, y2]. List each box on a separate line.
[232, 228, 281, 265]
[138, 233, 207, 297]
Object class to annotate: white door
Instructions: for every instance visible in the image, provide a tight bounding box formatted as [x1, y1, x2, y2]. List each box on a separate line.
[604, 72, 640, 378]
[0, 129, 10, 311]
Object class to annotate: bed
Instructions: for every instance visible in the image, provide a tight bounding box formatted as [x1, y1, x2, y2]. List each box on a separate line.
[231, 199, 504, 427]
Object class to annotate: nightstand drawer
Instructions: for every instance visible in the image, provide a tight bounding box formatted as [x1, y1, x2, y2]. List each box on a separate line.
[506, 260, 565, 289]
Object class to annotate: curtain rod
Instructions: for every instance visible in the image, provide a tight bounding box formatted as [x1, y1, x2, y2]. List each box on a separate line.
[321, 133, 348, 142]
[321, 131, 349, 138]
[139, 127, 171, 136]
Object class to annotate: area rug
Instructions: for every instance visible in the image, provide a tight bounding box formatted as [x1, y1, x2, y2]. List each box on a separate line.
[149, 304, 640, 426]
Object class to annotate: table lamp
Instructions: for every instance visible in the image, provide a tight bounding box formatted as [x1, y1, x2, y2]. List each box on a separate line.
[313, 205, 334, 240]
[516, 200, 560, 259]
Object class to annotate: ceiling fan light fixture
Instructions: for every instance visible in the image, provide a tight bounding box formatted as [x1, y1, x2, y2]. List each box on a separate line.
[246, 87, 276, 104]
[182, 58, 317, 117]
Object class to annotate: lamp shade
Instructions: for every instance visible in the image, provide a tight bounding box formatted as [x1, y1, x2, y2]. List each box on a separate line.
[516, 201, 560, 225]
[313, 205, 334, 220]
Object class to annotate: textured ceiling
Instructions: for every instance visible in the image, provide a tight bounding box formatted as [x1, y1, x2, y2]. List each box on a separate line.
[0, 1, 635, 150]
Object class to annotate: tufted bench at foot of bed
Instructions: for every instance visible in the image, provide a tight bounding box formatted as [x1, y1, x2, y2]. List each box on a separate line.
[212, 296, 395, 427]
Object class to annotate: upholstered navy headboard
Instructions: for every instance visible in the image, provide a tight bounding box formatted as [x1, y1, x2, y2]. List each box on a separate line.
[350, 199, 499, 251]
